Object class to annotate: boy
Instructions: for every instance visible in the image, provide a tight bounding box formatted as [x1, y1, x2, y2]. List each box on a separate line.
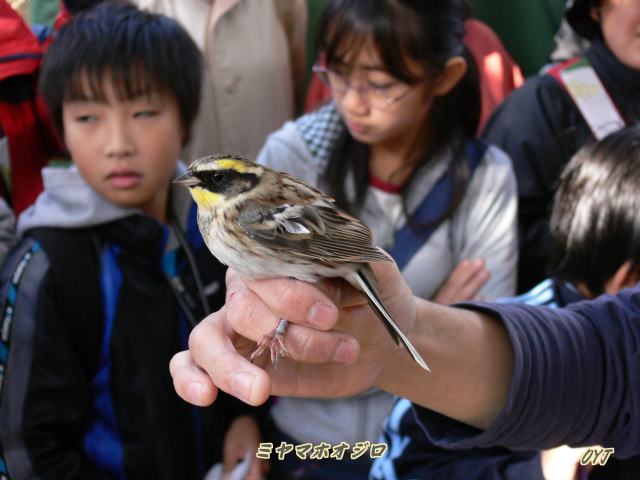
[0, 3, 263, 479]
[371, 125, 640, 479]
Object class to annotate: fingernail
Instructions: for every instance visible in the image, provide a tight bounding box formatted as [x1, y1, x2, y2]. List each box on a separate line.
[229, 372, 254, 403]
[307, 302, 335, 328]
[186, 382, 204, 405]
[333, 338, 358, 363]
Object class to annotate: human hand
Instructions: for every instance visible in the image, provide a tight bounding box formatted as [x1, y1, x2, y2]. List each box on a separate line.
[432, 259, 489, 304]
[170, 260, 417, 406]
[223, 415, 266, 480]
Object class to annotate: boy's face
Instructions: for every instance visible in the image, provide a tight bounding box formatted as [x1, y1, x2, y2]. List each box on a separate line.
[62, 75, 184, 222]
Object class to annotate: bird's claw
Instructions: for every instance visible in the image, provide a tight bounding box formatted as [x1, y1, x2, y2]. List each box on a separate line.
[250, 329, 289, 368]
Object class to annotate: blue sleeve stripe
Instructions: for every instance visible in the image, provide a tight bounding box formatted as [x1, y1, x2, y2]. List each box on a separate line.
[370, 398, 414, 480]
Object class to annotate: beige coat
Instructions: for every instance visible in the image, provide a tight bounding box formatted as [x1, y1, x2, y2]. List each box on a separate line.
[133, 0, 307, 162]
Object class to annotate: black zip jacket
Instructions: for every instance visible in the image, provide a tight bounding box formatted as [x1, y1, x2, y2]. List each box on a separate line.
[0, 210, 256, 479]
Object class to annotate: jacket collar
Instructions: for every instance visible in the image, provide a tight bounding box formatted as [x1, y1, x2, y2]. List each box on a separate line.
[587, 38, 640, 121]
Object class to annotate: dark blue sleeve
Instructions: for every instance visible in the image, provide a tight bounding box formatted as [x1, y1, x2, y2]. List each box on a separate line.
[370, 398, 544, 480]
[413, 286, 640, 458]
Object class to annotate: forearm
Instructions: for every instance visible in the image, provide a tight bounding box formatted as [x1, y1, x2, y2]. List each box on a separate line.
[376, 299, 513, 429]
[402, 291, 640, 456]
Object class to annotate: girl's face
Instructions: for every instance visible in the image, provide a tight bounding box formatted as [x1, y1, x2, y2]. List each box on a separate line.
[596, 0, 640, 70]
[329, 45, 433, 152]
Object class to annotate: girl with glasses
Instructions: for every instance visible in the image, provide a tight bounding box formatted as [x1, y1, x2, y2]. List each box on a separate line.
[256, 1, 518, 478]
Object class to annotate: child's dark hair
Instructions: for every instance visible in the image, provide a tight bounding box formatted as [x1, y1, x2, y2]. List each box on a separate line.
[549, 124, 640, 296]
[318, 0, 480, 224]
[63, 0, 106, 14]
[40, 1, 202, 143]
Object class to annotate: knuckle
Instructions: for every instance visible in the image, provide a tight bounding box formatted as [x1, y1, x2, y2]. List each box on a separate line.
[168, 352, 182, 376]
[291, 328, 332, 362]
[188, 321, 209, 356]
[274, 279, 305, 311]
[295, 331, 317, 360]
[227, 293, 266, 337]
[241, 302, 261, 331]
[226, 272, 245, 302]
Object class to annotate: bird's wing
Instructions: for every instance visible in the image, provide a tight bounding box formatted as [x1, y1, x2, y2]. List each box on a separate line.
[237, 197, 390, 264]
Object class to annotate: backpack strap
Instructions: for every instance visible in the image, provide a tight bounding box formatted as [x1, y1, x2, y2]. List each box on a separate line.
[548, 57, 626, 139]
[0, 238, 44, 480]
[24, 228, 104, 378]
[0, 229, 103, 478]
[387, 139, 486, 270]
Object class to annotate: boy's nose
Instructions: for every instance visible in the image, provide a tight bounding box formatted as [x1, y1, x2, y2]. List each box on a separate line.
[105, 120, 135, 158]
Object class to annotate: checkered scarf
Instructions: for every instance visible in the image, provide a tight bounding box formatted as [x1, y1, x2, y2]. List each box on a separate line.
[295, 102, 345, 170]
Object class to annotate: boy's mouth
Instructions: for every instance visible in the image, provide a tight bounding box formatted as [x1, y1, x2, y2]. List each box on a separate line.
[106, 170, 142, 189]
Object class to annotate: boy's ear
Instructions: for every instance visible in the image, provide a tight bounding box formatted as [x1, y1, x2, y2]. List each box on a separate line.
[432, 56, 467, 97]
[605, 260, 640, 294]
[590, 3, 602, 23]
[181, 127, 191, 147]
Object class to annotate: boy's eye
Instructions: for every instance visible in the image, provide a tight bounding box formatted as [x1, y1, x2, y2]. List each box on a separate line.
[133, 110, 158, 118]
[74, 114, 97, 123]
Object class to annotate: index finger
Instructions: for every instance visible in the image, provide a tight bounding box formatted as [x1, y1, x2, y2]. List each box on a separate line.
[237, 260, 405, 325]
[227, 269, 341, 330]
[188, 308, 272, 406]
[170, 350, 219, 406]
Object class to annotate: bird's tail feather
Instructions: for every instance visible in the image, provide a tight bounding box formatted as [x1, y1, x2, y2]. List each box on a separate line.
[353, 270, 430, 371]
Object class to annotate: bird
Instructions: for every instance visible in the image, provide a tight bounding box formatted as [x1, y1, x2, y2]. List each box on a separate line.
[174, 154, 429, 371]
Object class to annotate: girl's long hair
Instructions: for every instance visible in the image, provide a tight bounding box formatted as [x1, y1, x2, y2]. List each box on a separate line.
[318, 0, 480, 231]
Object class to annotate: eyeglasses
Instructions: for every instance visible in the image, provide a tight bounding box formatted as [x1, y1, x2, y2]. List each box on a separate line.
[312, 64, 413, 109]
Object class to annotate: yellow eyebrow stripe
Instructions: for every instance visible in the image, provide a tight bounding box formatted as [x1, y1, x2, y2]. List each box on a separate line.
[216, 159, 249, 173]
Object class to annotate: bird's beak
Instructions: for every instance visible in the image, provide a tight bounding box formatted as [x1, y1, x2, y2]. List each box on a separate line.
[173, 170, 201, 187]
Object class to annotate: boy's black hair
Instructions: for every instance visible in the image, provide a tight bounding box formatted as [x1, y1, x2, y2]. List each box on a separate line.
[549, 124, 640, 295]
[40, 1, 202, 143]
[63, 0, 106, 14]
[317, 0, 480, 229]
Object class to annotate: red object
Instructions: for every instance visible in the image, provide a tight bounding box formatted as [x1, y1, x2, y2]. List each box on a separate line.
[465, 19, 524, 132]
[369, 173, 403, 194]
[304, 19, 524, 134]
[0, 1, 67, 214]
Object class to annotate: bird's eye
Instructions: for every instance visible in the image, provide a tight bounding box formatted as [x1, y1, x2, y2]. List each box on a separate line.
[213, 172, 224, 182]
